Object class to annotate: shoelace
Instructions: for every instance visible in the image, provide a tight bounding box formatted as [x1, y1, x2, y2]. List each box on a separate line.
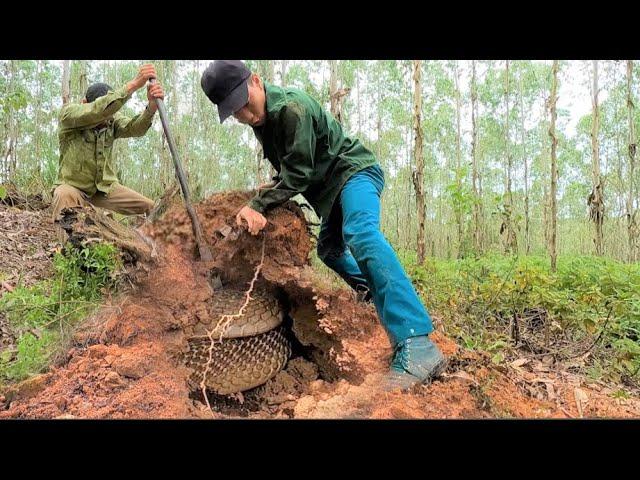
[393, 340, 411, 370]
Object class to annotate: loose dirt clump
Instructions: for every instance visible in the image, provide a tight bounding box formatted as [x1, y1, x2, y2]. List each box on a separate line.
[2, 190, 640, 419]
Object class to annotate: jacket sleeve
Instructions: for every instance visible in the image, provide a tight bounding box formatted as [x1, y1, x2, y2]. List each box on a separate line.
[248, 103, 316, 213]
[59, 85, 132, 130]
[113, 106, 155, 138]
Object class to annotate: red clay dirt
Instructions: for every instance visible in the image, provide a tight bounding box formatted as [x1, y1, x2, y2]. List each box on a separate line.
[1, 191, 639, 419]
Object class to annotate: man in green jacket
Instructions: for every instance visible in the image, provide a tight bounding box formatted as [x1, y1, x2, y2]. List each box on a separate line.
[51, 64, 164, 221]
[201, 60, 447, 390]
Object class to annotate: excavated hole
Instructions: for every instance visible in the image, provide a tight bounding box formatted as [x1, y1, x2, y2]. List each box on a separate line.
[187, 275, 346, 417]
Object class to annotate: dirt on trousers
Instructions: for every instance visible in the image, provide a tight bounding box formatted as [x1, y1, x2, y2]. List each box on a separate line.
[2, 190, 640, 419]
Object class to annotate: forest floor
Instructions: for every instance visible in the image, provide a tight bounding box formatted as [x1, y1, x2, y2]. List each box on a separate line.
[1, 191, 640, 419]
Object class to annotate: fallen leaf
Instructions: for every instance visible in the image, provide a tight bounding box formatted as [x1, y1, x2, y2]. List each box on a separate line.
[545, 382, 556, 400]
[532, 363, 550, 372]
[447, 371, 478, 385]
[1, 282, 14, 292]
[218, 225, 232, 237]
[510, 358, 530, 369]
[574, 387, 589, 418]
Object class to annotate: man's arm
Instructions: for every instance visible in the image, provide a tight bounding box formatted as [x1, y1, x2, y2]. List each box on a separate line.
[247, 103, 316, 213]
[59, 64, 161, 132]
[59, 85, 132, 130]
[113, 107, 155, 138]
[114, 81, 164, 138]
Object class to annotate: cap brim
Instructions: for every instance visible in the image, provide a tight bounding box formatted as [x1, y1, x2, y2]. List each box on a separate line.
[217, 79, 249, 123]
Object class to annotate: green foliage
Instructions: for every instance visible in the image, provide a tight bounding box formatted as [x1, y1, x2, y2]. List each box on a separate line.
[446, 166, 474, 218]
[0, 331, 56, 382]
[0, 185, 6, 200]
[0, 89, 28, 115]
[0, 243, 119, 384]
[403, 253, 640, 384]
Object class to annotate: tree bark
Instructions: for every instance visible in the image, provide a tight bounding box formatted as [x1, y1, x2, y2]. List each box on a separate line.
[549, 60, 559, 272]
[34, 61, 42, 175]
[62, 60, 71, 106]
[78, 60, 88, 102]
[471, 60, 482, 253]
[5, 61, 17, 182]
[589, 60, 605, 256]
[329, 60, 350, 125]
[454, 61, 464, 257]
[627, 60, 638, 262]
[519, 69, 531, 255]
[330, 60, 338, 118]
[412, 60, 426, 264]
[501, 60, 517, 254]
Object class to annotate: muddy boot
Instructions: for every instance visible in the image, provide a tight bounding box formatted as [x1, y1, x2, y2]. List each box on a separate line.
[381, 335, 447, 392]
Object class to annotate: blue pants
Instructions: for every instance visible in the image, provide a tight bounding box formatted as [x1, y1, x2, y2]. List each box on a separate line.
[317, 164, 434, 347]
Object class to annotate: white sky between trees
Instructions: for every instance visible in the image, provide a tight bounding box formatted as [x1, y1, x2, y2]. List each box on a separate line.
[53, 59, 618, 196]
[60, 60, 599, 137]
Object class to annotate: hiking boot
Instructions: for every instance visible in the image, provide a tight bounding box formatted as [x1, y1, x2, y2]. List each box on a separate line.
[381, 335, 447, 392]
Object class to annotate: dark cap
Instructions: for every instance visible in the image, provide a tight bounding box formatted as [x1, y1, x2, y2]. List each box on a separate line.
[200, 60, 252, 123]
[85, 82, 113, 103]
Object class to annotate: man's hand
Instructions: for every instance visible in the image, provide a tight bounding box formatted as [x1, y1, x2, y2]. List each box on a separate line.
[126, 64, 157, 95]
[236, 205, 267, 235]
[146, 82, 165, 113]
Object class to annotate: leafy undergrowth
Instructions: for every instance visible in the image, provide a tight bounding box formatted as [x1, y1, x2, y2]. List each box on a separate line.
[0, 243, 120, 385]
[401, 252, 640, 389]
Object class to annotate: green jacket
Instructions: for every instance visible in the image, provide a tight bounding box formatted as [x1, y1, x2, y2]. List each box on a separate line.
[248, 82, 378, 221]
[56, 85, 155, 196]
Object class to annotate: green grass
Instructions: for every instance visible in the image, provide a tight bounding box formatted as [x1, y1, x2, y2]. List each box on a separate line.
[0, 242, 120, 385]
[399, 252, 640, 385]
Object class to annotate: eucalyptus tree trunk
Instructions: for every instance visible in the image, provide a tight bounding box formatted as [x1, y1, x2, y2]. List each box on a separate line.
[501, 60, 517, 254]
[549, 60, 559, 272]
[412, 60, 426, 264]
[519, 69, 531, 255]
[589, 60, 605, 256]
[627, 60, 638, 262]
[62, 60, 71, 106]
[454, 61, 464, 257]
[471, 60, 482, 253]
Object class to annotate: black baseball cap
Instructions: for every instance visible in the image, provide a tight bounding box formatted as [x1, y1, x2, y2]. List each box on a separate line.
[200, 60, 252, 123]
[85, 82, 113, 103]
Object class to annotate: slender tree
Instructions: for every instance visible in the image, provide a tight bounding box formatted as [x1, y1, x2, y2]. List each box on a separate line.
[34, 61, 42, 176]
[453, 61, 464, 257]
[501, 60, 517, 254]
[62, 60, 71, 106]
[589, 60, 605, 256]
[471, 60, 482, 253]
[549, 60, 559, 272]
[627, 60, 638, 262]
[412, 60, 426, 264]
[519, 66, 531, 254]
